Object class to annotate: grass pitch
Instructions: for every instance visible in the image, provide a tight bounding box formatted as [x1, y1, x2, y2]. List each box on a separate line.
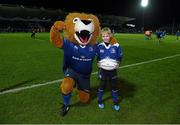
[0, 33, 180, 123]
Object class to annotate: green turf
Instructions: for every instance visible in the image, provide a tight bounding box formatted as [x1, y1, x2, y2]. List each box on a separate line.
[0, 33, 180, 123]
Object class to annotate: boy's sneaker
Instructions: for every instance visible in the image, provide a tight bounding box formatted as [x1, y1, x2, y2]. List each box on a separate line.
[98, 103, 105, 109]
[60, 104, 70, 116]
[113, 104, 120, 111]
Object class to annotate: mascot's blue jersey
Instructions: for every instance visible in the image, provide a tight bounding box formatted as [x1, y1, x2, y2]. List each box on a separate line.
[96, 42, 122, 62]
[62, 38, 97, 75]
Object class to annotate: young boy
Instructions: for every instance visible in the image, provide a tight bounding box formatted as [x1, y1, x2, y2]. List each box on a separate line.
[96, 27, 123, 111]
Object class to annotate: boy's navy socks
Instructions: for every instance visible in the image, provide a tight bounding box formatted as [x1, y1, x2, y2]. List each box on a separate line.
[98, 89, 104, 103]
[112, 90, 118, 103]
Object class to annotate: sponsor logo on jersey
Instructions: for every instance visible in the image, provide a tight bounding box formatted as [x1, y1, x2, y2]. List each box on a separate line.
[89, 47, 93, 52]
[72, 56, 92, 61]
[74, 45, 78, 50]
[81, 56, 85, 58]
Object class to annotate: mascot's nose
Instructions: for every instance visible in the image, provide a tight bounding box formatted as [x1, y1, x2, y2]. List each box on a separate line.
[81, 20, 91, 25]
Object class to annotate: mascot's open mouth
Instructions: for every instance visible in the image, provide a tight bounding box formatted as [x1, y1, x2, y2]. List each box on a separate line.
[75, 30, 91, 44]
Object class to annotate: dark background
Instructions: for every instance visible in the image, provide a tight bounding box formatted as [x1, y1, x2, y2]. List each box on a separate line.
[0, 0, 179, 29]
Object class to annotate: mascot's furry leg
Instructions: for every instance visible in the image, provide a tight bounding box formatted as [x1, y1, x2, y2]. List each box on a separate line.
[78, 90, 90, 103]
[60, 77, 75, 116]
[61, 79, 90, 104]
[60, 77, 90, 116]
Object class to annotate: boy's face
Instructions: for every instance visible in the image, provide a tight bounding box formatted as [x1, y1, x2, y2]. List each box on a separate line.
[102, 33, 111, 43]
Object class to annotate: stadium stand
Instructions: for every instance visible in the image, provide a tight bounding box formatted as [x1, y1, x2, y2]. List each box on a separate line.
[0, 4, 135, 33]
[158, 24, 180, 35]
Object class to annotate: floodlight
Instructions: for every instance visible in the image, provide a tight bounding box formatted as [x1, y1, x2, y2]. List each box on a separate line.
[141, 0, 148, 7]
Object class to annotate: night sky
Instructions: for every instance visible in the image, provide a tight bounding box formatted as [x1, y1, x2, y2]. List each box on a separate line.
[0, 0, 179, 28]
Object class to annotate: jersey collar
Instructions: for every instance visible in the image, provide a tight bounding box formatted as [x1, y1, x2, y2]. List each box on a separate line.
[103, 42, 111, 49]
[80, 45, 86, 48]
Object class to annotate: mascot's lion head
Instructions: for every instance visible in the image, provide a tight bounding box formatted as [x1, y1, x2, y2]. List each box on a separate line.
[63, 12, 100, 45]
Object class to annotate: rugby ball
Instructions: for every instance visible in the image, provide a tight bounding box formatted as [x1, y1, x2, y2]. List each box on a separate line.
[98, 58, 119, 70]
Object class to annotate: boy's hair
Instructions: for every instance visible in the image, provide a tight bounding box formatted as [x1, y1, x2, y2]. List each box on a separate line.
[101, 27, 112, 35]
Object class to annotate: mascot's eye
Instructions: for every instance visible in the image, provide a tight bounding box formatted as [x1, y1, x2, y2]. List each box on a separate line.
[73, 17, 80, 23]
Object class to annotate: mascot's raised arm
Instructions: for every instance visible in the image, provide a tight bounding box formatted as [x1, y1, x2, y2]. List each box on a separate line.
[49, 12, 100, 116]
[50, 21, 65, 48]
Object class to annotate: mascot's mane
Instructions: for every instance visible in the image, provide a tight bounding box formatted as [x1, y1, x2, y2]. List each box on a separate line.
[63, 12, 100, 45]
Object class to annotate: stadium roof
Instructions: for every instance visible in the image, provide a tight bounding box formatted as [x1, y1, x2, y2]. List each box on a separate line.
[0, 4, 66, 19]
[0, 4, 135, 25]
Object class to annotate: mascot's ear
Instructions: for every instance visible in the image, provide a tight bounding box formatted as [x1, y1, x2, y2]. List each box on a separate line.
[110, 37, 117, 45]
[53, 21, 65, 31]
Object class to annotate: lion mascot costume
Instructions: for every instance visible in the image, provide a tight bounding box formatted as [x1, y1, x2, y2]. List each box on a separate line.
[50, 12, 100, 116]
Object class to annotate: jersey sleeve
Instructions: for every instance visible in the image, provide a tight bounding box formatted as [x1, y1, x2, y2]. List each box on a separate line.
[95, 43, 100, 61]
[62, 38, 69, 50]
[117, 45, 123, 62]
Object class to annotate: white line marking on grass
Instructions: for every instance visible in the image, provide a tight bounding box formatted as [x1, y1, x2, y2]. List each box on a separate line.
[1, 53, 180, 95]
[0, 79, 62, 95]
[35, 38, 47, 42]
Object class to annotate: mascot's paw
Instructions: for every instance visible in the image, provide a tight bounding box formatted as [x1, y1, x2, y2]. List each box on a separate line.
[53, 21, 65, 31]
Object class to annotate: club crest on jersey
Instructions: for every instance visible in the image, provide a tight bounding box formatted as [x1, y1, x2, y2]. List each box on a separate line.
[89, 47, 93, 52]
[100, 49, 104, 53]
[74, 45, 78, 50]
[110, 48, 116, 53]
